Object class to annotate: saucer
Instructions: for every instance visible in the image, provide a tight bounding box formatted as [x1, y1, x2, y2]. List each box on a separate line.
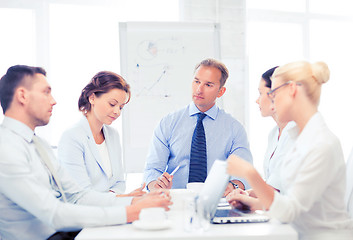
[132, 219, 172, 230]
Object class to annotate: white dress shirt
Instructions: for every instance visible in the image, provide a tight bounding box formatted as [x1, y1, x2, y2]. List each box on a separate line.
[0, 117, 132, 240]
[345, 148, 353, 219]
[268, 113, 353, 240]
[263, 121, 296, 191]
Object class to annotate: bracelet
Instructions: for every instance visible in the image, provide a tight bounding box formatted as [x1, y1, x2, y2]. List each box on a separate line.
[229, 180, 239, 189]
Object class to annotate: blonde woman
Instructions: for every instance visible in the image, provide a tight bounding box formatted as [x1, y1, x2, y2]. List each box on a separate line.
[227, 61, 353, 239]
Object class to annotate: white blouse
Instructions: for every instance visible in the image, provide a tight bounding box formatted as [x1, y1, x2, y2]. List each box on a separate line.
[346, 148, 353, 219]
[263, 121, 296, 191]
[268, 113, 353, 240]
[97, 141, 112, 179]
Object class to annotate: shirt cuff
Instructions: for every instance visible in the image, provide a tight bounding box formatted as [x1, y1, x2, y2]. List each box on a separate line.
[105, 206, 128, 224]
[114, 196, 133, 206]
[110, 186, 125, 195]
[229, 176, 250, 190]
[267, 190, 287, 221]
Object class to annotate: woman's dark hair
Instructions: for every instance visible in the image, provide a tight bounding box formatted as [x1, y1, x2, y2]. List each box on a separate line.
[78, 71, 130, 113]
[262, 66, 278, 88]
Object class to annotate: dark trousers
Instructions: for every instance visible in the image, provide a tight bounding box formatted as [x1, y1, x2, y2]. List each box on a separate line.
[47, 230, 81, 240]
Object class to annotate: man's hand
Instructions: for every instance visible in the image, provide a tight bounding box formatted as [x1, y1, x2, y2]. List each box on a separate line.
[224, 182, 235, 197]
[126, 189, 172, 222]
[147, 172, 173, 190]
[223, 180, 245, 197]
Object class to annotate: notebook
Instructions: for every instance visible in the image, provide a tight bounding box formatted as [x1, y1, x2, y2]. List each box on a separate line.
[198, 159, 270, 224]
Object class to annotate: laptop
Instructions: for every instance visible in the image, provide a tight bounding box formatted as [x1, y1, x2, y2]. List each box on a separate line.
[198, 160, 270, 224]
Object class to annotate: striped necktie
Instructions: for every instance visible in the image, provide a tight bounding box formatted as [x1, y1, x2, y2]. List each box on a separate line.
[32, 135, 67, 202]
[189, 112, 207, 182]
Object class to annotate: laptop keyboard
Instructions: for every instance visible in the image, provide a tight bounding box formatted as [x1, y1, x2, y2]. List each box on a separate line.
[214, 209, 242, 217]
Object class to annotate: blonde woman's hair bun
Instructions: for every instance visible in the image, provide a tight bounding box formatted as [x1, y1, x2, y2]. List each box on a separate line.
[312, 61, 330, 84]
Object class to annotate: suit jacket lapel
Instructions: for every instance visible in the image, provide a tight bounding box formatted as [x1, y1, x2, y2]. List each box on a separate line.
[103, 125, 119, 179]
[80, 117, 106, 176]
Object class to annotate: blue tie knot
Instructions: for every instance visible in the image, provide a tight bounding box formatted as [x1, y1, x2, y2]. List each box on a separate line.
[197, 112, 206, 122]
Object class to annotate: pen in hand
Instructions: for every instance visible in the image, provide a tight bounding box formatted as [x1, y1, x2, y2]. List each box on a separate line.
[156, 161, 187, 189]
[170, 164, 181, 176]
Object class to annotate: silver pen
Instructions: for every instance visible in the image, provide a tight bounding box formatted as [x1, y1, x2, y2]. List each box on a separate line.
[170, 164, 181, 175]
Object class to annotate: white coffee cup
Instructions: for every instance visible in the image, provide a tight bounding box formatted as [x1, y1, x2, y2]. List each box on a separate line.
[139, 207, 167, 223]
[169, 189, 195, 211]
[186, 182, 205, 195]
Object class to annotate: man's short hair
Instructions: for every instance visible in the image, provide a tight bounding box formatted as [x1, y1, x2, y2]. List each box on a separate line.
[0, 65, 46, 114]
[194, 58, 229, 88]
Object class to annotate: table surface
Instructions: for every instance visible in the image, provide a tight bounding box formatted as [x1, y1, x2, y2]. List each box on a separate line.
[76, 210, 298, 240]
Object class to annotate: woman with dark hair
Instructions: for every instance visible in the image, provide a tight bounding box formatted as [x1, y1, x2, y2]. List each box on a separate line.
[255, 66, 296, 192]
[227, 66, 296, 207]
[58, 71, 144, 196]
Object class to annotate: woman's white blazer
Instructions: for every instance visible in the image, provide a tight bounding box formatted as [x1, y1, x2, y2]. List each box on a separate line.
[58, 117, 125, 193]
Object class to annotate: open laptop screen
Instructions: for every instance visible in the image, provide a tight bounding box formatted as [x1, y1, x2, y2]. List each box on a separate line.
[198, 159, 230, 218]
[198, 159, 270, 224]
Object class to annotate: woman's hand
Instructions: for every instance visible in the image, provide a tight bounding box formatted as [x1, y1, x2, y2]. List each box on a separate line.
[227, 155, 275, 211]
[114, 183, 147, 197]
[246, 188, 257, 198]
[227, 155, 254, 178]
[127, 183, 147, 197]
[226, 188, 263, 212]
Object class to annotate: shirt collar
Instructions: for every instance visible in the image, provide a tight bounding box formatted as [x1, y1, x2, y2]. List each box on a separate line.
[295, 112, 323, 144]
[287, 122, 299, 141]
[2, 116, 35, 143]
[283, 121, 297, 137]
[289, 112, 324, 152]
[188, 102, 218, 120]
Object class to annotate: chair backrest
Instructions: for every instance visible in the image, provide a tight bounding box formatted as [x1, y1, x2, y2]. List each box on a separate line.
[345, 148, 353, 219]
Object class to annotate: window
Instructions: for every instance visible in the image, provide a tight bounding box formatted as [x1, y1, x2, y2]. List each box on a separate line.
[48, 4, 124, 145]
[310, 19, 353, 159]
[0, 8, 36, 122]
[247, 0, 306, 12]
[247, 21, 304, 175]
[309, 0, 353, 16]
[247, 0, 353, 176]
[0, 0, 179, 192]
[48, 0, 179, 146]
